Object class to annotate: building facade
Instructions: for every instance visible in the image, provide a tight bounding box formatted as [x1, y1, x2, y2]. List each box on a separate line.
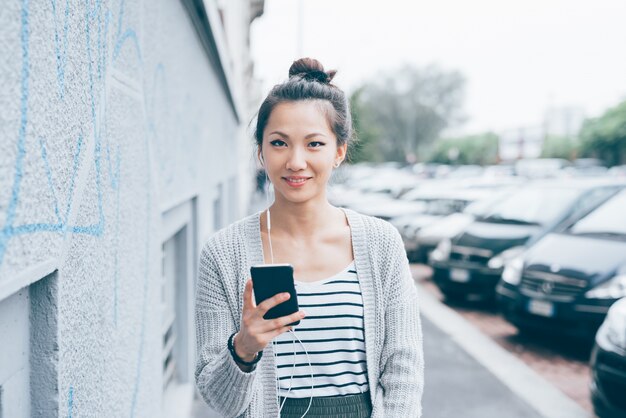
[0, 0, 263, 416]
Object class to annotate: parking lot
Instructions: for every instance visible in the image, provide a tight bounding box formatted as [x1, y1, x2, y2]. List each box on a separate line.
[329, 160, 626, 418]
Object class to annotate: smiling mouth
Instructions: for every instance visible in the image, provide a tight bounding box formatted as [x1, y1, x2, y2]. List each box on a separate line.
[282, 177, 311, 186]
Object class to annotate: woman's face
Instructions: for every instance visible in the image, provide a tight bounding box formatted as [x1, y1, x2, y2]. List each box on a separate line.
[259, 100, 347, 205]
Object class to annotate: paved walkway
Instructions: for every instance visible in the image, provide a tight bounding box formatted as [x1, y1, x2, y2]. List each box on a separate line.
[422, 314, 540, 417]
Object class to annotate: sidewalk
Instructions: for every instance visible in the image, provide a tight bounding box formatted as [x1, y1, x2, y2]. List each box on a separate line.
[419, 285, 590, 418]
[421, 314, 540, 417]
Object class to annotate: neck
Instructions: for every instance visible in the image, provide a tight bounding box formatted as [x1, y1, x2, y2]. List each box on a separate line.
[265, 195, 341, 238]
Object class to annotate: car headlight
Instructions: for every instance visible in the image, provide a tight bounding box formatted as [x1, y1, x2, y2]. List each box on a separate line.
[585, 275, 626, 299]
[502, 256, 524, 286]
[487, 246, 525, 270]
[597, 298, 626, 351]
[430, 238, 451, 262]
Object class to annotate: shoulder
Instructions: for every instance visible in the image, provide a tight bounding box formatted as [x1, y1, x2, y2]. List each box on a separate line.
[345, 208, 403, 249]
[200, 212, 258, 265]
[345, 209, 406, 259]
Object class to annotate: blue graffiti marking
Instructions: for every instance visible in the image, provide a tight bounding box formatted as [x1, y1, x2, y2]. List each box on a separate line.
[38, 136, 63, 224]
[1, 0, 174, 413]
[67, 385, 74, 418]
[113, 0, 141, 63]
[130, 130, 152, 418]
[0, 0, 31, 266]
[51, 0, 69, 99]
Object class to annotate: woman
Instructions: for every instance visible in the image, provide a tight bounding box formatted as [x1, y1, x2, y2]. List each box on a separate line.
[195, 58, 424, 418]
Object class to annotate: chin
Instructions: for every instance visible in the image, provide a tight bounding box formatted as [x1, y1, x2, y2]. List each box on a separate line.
[276, 189, 321, 204]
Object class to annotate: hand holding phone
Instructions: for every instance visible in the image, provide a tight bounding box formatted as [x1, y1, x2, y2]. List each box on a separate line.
[251, 264, 300, 324]
[233, 269, 305, 363]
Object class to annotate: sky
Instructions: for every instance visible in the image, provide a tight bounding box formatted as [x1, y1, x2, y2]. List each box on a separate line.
[250, 0, 626, 136]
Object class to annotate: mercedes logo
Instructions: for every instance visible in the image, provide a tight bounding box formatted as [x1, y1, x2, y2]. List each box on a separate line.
[541, 281, 554, 294]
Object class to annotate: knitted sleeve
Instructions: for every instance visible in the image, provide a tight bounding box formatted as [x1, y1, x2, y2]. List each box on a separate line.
[379, 226, 425, 417]
[194, 240, 258, 417]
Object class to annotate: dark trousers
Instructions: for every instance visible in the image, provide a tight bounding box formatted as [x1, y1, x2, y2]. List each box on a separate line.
[279, 391, 372, 418]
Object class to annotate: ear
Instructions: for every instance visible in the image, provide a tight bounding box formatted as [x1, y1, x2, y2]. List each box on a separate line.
[335, 142, 348, 164]
[257, 148, 264, 166]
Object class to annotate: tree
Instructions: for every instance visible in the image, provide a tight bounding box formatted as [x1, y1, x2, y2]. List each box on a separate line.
[348, 87, 380, 163]
[540, 135, 578, 160]
[579, 100, 626, 166]
[428, 132, 499, 165]
[349, 64, 466, 163]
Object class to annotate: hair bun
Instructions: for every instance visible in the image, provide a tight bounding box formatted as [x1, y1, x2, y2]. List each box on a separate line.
[289, 57, 337, 84]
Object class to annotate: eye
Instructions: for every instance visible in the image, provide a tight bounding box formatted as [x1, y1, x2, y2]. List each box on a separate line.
[309, 141, 325, 148]
[270, 139, 286, 147]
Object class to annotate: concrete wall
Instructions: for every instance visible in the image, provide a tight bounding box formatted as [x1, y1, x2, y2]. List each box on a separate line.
[0, 0, 259, 416]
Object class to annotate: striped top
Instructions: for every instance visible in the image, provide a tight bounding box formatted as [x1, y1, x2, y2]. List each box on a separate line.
[273, 260, 369, 398]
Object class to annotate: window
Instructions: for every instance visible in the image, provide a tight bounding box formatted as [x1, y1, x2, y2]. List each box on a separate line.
[0, 271, 58, 418]
[228, 176, 237, 224]
[161, 234, 179, 389]
[213, 183, 223, 231]
[160, 199, 196, 413]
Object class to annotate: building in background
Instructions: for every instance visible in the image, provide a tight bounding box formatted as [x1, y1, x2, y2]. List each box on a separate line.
[0, 0, 263, 416]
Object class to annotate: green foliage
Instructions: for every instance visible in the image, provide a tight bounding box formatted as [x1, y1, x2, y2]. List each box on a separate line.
[428, 132, 499, 165]
[348, 64, 465, 163]
[579, 101, 626, 166]
[349, 87, 382, 163]
[540, 135, 578, 159]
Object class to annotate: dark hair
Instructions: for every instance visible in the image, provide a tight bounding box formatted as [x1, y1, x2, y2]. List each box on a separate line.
[253, 58, 354, 152]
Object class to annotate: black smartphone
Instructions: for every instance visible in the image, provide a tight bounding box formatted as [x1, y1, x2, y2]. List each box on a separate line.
[250, 264, 300, 326]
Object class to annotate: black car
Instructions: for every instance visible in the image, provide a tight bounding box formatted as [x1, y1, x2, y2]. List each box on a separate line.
[590, 298, 626, 417]
[497, 187, 626, 339]
[430, 179, 626, 301]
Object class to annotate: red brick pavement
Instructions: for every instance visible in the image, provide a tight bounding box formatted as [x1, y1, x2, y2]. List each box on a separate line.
[411, 264, 594, 414]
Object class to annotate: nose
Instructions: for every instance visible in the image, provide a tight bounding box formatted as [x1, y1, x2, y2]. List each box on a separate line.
[286, 147, 307, 171]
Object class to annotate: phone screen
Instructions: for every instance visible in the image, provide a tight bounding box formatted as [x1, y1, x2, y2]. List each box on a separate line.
[250, 264, 300, 326]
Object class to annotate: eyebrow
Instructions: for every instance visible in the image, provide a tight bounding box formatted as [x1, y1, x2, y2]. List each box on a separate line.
[269, 131, 327, 139]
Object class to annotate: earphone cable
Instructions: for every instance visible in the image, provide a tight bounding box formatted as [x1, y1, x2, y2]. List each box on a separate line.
[264, 168, 313, 418]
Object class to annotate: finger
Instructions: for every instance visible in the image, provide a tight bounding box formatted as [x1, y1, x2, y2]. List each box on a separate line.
[257, 292, 291, 315]
[267, 325, 293, 339]
[243, 279, 254, 310]
[260, 310, 306, 332]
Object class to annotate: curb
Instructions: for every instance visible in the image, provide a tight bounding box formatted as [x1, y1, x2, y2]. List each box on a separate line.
[417, 283, 591, 418]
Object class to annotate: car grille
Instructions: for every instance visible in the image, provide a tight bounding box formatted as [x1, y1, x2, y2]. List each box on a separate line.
[449, 246, 492, 266]
[520, 270, 588, 301]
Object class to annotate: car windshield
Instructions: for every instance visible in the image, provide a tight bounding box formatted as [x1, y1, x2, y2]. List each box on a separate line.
[464, 191, 511, 217]
[405, 200, 431, 214]
[568, 189, 626, 239]
[482, 186, 581, 225]
[424, 199, 468, 216]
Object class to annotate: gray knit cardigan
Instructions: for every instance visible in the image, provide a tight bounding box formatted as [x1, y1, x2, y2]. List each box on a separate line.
[194, 207, 424, 417]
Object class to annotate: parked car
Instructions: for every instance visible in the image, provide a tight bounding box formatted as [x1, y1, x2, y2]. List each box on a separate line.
[391, 189, 493, 259]
[608, 165, 626, 178]
[497, 187, 626, 339]
[351, 180, 460, 220]
[429, 179, 626, 301]
[590, 297, 626, 417]
[514, 158, 571, 179]
[414, 188, 519, 264]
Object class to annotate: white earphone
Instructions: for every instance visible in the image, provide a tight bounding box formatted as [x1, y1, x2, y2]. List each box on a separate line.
[262, 169, 313, 418]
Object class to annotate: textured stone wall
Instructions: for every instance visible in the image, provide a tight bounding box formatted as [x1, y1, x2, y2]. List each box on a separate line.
[0, 0, 240, 415]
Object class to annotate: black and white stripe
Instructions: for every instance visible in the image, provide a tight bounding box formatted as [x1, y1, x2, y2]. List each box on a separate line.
[274, 261, 369, 398]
